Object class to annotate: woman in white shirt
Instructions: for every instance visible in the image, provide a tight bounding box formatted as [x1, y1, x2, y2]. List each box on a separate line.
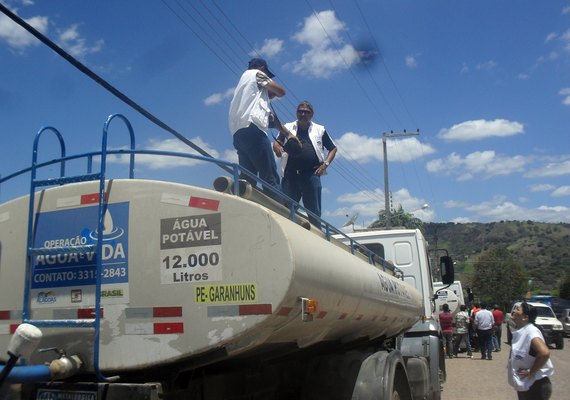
[508, 302, 554, 399]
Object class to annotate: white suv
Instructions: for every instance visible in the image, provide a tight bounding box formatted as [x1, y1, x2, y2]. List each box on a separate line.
[506, 301, 564, 349]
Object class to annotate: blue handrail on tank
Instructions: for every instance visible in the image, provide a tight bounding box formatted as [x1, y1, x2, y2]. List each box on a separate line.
[23, 126, 67, 324]
[20, 114, 138, 382]
[91, 114, 135, 381]
[4, 153, 401, 277]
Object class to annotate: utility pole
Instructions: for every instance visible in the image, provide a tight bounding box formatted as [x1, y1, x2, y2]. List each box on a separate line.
[382, 130, 420, 228]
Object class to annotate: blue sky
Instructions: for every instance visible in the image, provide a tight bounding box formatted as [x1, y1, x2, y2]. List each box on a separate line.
[1, 0, 569, 229]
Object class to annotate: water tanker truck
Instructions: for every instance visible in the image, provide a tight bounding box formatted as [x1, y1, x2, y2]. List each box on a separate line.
[0, 115, 453, 400]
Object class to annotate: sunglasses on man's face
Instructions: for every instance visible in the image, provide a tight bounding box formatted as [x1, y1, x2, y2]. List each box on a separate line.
[297, 110, 311, 115]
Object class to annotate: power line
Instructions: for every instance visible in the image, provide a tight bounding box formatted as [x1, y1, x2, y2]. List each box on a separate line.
[161, 0, 242, 76]
[0, 3, 220, 166]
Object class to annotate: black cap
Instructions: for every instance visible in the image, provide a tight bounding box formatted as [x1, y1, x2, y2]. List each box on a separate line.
[248, 58, 275, 78]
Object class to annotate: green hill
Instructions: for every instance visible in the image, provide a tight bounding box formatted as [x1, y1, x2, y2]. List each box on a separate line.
[423, 221, 570, 290]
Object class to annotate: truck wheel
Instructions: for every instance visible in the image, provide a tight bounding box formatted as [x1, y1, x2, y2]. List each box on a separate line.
[391, 371, 412, 400]
[391, 390, 401, 400]
[556, 337, 564, 349]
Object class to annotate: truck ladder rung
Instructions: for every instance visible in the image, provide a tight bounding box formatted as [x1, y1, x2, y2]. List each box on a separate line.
[24, 319, 96, 328]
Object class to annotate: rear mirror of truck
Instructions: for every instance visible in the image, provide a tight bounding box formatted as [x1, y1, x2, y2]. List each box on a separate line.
[440, 256, 454, 285]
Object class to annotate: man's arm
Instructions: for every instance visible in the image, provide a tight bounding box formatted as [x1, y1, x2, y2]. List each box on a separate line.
[272, 133, 286, 157]
[272, 121, 300, 157]
[266, 80, 285, 98]
[315, 131, 337, 175]
[256, 70, 286, 99]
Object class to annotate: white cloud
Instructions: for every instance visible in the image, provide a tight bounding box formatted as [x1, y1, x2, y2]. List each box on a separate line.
[442, 195, 570, 223]
[476, 60, 497, 71]
[292, 42, 360, 79]
[336, 133, 434, 163]
[524, 159, 570, 178]
[552, 186, 570, 197]
[293, 10, 345, 48]
[250, 38, 284, 58]
[438, 119, 524, 141]
[427, 151, 529, 180]
[331, 187, 434, 226]
[561, 29, 570, 52]
[107, 137, 224, 169]
[221, 149, 238, 164]
[545, 32, 557, 43]
[290, 10, 361, 78]
[337, 188, 383, 204]
[443, 195, 570, 223]
[0, 13, 48, 49]
[444, 200, 470, 209]
[559, 87, 570, 105]
[405, 55, 417, 68]
[451, 217, 472, 223]
[528, 183, 555, 192]
[57, 24, 103, 58]
[0, 9, 102, 58]
[203, 88, 234, 106]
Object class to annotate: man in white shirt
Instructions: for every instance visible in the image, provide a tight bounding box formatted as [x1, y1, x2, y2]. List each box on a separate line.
[229, 58, 290, 199]
[474, 303, 495, 360]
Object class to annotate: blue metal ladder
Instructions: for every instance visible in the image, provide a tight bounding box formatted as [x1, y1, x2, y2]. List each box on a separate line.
[22, 114, 135, 380]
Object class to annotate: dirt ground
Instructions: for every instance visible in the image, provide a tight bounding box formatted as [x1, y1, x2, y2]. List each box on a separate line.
[442, 327, 568, 400]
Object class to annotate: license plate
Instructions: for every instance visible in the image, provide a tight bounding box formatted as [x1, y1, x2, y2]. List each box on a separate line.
[36, 389, 98, 400]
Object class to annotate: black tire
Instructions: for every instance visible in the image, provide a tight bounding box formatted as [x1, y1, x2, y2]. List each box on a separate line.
[392, 370, 412, 400]
[556, 337, 564, 349]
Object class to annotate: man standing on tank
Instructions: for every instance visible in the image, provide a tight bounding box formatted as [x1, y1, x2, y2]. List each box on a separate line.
[229, 58, 294, 199]
[272, 101, 337, 226]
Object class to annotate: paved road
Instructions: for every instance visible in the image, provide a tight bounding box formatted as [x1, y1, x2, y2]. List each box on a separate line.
[442, 328, 569, 400]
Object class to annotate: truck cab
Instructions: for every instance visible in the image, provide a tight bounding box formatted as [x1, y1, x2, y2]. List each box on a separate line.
[336, 228, 454, 399]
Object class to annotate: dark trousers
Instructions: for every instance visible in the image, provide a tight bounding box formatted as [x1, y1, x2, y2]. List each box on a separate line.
[477, 328, 493, 359]
[517, 377, 552, 400]
[441, 332, 453, 357]
[282, 171, 322, 226]
[233, 125, 280, 198]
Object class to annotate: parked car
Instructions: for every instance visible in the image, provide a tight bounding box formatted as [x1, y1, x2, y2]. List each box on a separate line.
[506, 301, 564, 349]
[557, 308, 570, 337]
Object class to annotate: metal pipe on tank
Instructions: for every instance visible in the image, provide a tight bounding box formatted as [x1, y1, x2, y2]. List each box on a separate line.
[213, 176, 310, 230]
[213, 176, 254, 198]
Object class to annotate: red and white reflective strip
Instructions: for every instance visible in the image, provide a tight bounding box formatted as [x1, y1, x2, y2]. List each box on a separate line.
[124, 306, 184, 335]
[275, 306, 375, 321]
[56, 192, 106, 208]
[0, 310, 22, 335]
[160, 193, 220, 211]
[53, 308, 103, 319]
[207, 304, 272, 318]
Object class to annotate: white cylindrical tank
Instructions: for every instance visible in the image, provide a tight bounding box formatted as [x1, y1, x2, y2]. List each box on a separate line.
[0, 179, 422, 372]
[435, 289, 460, 314]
